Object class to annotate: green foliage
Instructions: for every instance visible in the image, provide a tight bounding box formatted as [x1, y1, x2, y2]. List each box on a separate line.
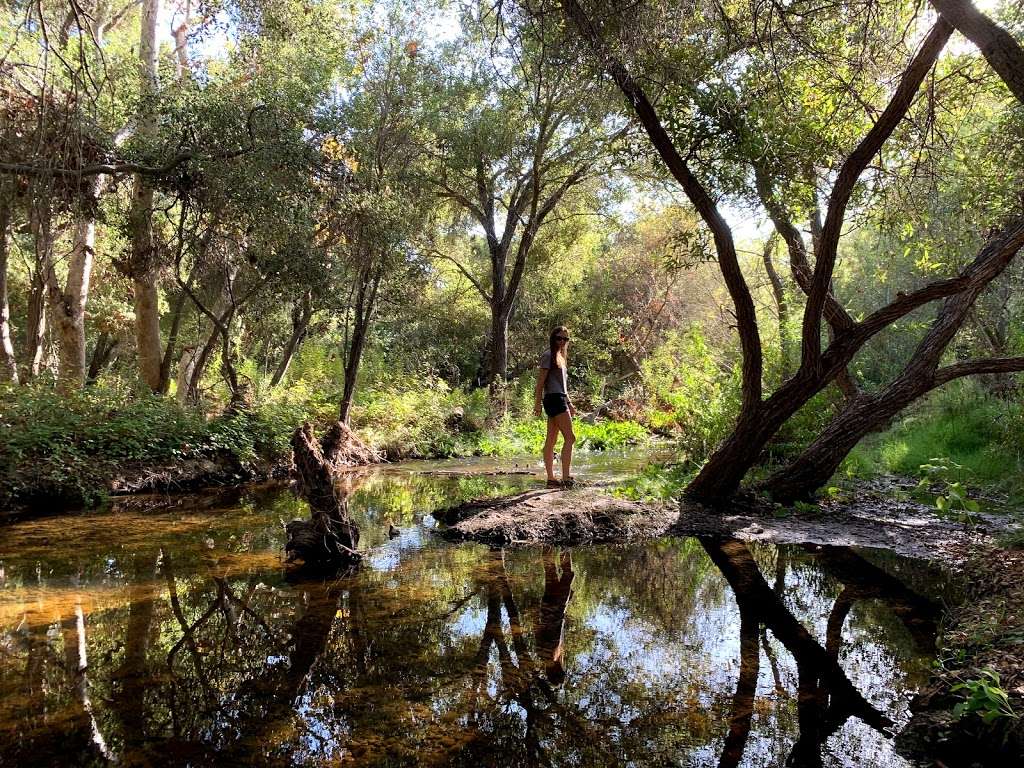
[354, 373, 478, 459]
[0, 383, 320, 507]
[952, 669, 1019, 725]
[636, 326, 737, 463]
[613, 463, 692, 501]
[916, 458, 982, 521]
[839, 384, 1024, 498]
[475, 416, 648, 458]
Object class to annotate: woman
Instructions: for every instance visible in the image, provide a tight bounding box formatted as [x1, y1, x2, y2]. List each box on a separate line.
[534, 326, 576, 488]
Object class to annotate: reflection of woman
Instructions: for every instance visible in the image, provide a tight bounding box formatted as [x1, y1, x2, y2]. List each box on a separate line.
[534, 326, 577, 488]
[535, 548, 574, 685]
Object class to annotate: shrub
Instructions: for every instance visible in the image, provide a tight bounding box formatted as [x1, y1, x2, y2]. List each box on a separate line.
[635, 326, 738, 463]
[0, 382, 323, 507]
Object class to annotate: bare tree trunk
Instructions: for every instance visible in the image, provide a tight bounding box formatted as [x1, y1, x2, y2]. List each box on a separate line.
[175, 346, 198, 404]
[183, 270, 235, 403]
[0, 193, 17, 383]
[564, 3, 998, 503]
[47, 179, 102, 390]
[270, 290, 312, 388]
[87, 331, 121, 383]
[339, 265, 381, 424]
[486, 304, 511, 420]
[132, 273, 162, 391]
[158, 285, 189, 394]
[24, 207, 53, 380]
[126, 0, 163, 392]
[186, 322, 221, 403]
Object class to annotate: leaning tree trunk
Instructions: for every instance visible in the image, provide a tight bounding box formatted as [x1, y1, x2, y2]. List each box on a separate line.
[270, 290, 312, 388]
[286, 422, 373, 567]
[0, 193, 17, 383]
[339, 266, 380, 425]
[762, 392, 903, 503]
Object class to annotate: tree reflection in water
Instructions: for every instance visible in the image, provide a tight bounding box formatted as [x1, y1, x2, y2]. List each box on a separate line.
[703, 537, 940, 768]
[0, 481, 943, 767]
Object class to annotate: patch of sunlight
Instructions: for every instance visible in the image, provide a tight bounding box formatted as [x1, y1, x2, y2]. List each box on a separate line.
[881, 440, 910, 471]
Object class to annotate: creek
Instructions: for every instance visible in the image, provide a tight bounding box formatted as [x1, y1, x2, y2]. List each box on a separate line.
[0, 450, 950, 766]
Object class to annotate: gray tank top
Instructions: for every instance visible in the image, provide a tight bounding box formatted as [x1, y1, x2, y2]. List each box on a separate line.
[539, 350, 568, 395]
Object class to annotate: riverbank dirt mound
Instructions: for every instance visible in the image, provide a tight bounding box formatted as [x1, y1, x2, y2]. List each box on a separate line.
[434, 487, 677, 546]
[435, 484, 1013, 561]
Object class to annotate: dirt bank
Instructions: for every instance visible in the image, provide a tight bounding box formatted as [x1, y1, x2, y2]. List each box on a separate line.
[434, 487, 677, 546]
[434, 484, 1015, 560]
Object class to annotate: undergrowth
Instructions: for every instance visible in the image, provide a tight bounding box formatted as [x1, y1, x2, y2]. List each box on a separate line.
[839, 383, 1024, 500]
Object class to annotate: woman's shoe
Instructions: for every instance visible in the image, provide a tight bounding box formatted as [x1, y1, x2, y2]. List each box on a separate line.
[561, 477, 576, 489]
[545, 478, 562, 489]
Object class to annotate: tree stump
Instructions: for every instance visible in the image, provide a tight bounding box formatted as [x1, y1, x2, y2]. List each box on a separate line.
[286, 421, 378, 567]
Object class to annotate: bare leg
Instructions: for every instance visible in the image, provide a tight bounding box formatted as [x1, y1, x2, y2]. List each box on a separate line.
[555, 411, 575, 482]
[543, 416, 559, 481]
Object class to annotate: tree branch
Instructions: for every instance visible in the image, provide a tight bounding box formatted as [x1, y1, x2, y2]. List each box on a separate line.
[805, 20, 954, 370]
[561, 0, 763, 414]
[929, 0, 1024, 104]
[933, 356, 1024, 387]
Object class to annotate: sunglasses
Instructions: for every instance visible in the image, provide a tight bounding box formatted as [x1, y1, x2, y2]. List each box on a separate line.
[554, 336, 570, 342]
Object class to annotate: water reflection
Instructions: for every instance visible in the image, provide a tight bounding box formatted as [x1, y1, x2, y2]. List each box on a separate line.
[701, 538, 941, 767]
[0, 465, 945, 767]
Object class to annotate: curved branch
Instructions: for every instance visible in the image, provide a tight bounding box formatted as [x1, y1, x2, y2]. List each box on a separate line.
[933, 356, 1024, 387]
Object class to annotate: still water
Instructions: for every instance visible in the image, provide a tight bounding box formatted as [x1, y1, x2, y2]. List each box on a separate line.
[0, 452, 947, 767]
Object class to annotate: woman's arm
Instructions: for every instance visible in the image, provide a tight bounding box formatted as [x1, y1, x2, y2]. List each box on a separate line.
[534, 365, 547, 417]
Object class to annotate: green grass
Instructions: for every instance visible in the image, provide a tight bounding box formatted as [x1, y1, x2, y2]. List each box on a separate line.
[474, 417, 648, 457]
[0, 379, 652, 507]
[838, 386, 1024, 499]
[612, 462, 694, 501]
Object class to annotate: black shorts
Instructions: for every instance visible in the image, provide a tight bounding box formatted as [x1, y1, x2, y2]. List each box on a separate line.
[543, 393, 569, 418]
